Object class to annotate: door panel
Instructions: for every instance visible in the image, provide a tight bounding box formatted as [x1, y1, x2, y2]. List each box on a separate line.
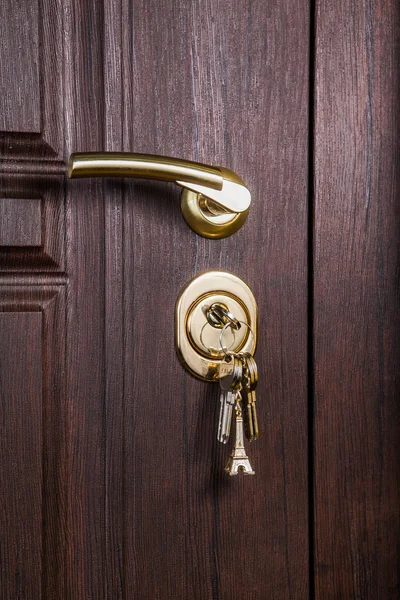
[0, 0, 63, 157]
[0, 288, 67, 598]
[1, 1, 68, 596]
[0, 1, 309, 599]
[0, 176, 64, 271]
[118, 1, 309, 598]
[0, 312, 43, 599]
[314, 0, 400, 597]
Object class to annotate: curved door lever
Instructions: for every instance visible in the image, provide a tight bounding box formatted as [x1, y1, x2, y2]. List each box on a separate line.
[68, 152, 250, 238]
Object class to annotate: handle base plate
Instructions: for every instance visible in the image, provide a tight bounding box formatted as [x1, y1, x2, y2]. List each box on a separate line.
[181, 190, 249, 239]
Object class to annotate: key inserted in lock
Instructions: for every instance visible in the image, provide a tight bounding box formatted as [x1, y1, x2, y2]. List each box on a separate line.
[206, 302, 242, 330]
[175, 271, 257, 381]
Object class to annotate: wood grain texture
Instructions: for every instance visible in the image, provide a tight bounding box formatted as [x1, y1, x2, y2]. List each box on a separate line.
[313, 0, 400, 597]
[64, 1, 106, 597]
[0, 312, 42, 599]
[65, 0, 310, 597]
[119, 0, 310, 598]
[2, 0, 400, 597]
[0, 176, 65, 271]
[0, 0, 40, 133]
[0, 198, 42, 246]
[0, 288, 67, 599]
[0, 0, 309, 597]
[0, 0, 64, 159]
[103, 3, 125, 596]
[0, 1, 68, 595]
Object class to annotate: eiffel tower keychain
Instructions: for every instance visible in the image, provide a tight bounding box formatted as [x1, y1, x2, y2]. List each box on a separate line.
[224, 391, 255, 476]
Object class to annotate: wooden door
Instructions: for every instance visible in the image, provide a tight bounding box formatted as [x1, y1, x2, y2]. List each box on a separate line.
[0, 1, 398, 599]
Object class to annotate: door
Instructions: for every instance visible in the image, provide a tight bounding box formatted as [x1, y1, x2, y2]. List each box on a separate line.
[0, 2, 398, 599]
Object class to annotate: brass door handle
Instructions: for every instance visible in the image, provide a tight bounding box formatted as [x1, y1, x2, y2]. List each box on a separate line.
[68, 152, 250, 238]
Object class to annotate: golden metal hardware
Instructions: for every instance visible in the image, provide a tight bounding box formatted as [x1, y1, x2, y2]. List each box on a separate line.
[225, 400, 255, 476]
[175, 271, 257, 381]
[206, 302, 242, 330]
[68, 152, 250, 238]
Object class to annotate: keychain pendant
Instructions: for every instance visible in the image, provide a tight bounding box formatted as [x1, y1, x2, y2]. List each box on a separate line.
[225, 395, 255, 476]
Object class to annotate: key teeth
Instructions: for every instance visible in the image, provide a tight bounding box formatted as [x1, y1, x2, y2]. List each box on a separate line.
[251, 405, 259, 440]
[245, 404, 255, 441]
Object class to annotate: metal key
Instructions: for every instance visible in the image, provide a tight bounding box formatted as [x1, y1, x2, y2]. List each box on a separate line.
[217, 390, 236, 444]
[217, 354, 243, 444]
[240, 355, 255, 441]
[218, 354, 243, 443]
[225, 392, 255, 476]
[241, 352, 259, 441]
[246, 353, 259, 440]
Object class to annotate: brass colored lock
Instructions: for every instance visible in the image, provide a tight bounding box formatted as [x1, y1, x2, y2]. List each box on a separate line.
[175, 271, 257, 381]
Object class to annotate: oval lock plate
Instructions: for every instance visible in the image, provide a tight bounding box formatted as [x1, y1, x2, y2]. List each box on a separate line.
[175, 271, 257, 381]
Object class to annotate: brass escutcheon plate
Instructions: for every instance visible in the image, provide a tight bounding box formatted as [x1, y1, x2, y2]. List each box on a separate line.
[175, 271, 257, 381]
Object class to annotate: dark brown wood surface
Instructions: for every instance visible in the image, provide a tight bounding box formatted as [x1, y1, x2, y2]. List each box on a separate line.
[313, 0, 400, 597]
[0, 288, 66, 598]
[7, 0, 400, 597]
[0, 312, 42, 598]
[0, 1, 309, 599]
[118, 1, 309, 597]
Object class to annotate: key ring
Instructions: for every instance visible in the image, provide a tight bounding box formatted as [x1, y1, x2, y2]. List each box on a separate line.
[219, 320, 255, 356]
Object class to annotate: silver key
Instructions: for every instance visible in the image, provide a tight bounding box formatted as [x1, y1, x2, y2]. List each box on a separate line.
[217, 354, 242, 443]
[217, 389, 236, 444]
[217, 354, 242, 444]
